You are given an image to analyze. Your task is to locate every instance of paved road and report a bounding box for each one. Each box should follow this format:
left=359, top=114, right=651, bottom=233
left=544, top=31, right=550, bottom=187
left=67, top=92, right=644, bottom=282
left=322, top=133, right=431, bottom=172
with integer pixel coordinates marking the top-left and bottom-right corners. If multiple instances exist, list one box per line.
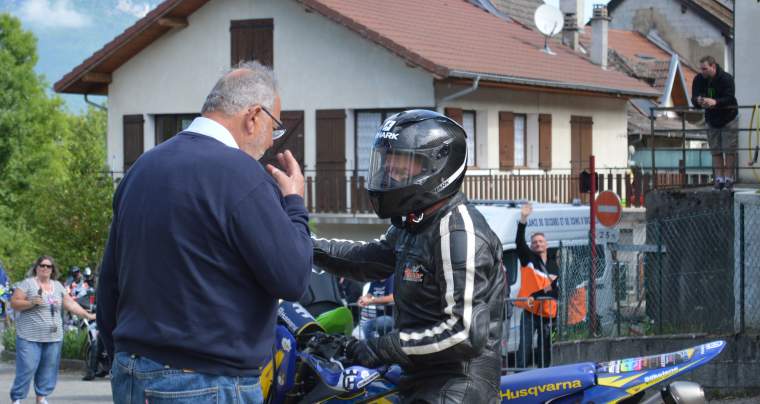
left=0, top=359, right=113, bottom=403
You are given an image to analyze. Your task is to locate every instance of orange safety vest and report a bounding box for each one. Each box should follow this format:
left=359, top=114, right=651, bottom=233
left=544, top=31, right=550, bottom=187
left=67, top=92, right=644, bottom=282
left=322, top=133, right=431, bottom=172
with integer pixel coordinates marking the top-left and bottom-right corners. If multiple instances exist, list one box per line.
left=567, top=283, right=588, bottom=325
left=514, top=264, right=558, bottom=318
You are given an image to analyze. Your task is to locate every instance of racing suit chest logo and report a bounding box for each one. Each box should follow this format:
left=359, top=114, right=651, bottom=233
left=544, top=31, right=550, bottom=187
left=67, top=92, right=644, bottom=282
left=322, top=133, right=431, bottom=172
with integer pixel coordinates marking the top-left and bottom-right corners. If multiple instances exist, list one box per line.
left=402, top=262, right=425, bottom=283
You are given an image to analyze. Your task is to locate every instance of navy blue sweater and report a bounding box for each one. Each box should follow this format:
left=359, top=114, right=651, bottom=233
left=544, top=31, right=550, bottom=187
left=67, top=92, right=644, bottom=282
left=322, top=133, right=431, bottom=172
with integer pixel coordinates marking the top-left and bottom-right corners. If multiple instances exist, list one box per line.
left=97, top=132, right=312, bottom=376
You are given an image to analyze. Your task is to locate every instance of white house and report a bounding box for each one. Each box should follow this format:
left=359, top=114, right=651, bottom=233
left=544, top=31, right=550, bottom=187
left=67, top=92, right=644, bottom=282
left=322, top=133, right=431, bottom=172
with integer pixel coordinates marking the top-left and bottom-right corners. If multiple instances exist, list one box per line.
left=55, top=0, right=657, bottom=240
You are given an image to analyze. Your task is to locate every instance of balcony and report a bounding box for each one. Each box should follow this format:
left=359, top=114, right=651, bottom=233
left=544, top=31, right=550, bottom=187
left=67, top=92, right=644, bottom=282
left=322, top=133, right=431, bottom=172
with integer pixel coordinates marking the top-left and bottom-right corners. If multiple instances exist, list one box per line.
left=302, top=168, right=697, bottom=215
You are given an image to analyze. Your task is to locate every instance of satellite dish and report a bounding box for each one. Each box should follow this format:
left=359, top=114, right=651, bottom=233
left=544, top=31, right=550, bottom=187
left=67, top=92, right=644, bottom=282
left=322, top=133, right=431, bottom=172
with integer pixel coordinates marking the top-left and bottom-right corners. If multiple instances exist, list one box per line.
left=534, top=4, right=564, bottom=55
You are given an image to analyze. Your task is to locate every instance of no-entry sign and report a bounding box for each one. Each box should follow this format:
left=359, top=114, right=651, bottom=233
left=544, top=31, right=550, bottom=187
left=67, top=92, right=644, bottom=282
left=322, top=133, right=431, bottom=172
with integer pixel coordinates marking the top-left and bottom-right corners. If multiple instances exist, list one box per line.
left=596, top=191, right=622, bottom=228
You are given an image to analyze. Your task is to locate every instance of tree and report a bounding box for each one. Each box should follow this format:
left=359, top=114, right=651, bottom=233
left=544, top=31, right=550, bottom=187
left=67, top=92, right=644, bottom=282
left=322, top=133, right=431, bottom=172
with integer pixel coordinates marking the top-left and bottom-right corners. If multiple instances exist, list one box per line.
left=23, top=107, right=114, bottom=273
left=0, top=14, right=113, bottom=280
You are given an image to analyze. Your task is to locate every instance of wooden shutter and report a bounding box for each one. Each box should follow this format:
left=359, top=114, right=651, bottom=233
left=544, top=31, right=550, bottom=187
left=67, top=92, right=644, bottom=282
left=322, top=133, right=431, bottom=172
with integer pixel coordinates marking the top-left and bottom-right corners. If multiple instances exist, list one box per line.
left=259, top=111, right=305, bottom=170
left=570, top=116, right=593, bottom=175
left=538, top=113, right=552, bottom=170
left=230, top=19, right=273, bottom=67
left=123, top=114, right=144, bottom=171
left=444, top=107, right=463, bottom=125
left=499, top=111, right=515, bottom=169
left=316, top=110, right=347, bottom=212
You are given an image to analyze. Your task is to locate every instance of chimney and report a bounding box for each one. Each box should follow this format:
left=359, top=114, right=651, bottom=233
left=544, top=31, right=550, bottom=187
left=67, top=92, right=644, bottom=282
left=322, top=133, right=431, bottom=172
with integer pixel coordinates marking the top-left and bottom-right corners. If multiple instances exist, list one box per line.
left=562, top=13, right=579, bottom=50
left=591, top=4, right=610, bottom=69
left=560, top=0, right=583, bottom=50
left=560, top=0, right=583, bottom=28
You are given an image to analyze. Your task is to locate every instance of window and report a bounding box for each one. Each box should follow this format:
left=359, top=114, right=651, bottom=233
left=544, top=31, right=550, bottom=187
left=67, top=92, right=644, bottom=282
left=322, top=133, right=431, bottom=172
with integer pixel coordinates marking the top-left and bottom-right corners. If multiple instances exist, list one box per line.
left=230, top=19, right=273, bottom=67
left=462, top=110, right=476, bottom=166
left=123, top=115, right=144, bottom=171
left=514, top=114, right=526, bottom=167
left=355, top=110, right=403, bottom=174
left=155, top=114, right=199, bottom=145
left=503, top=251, right=518, bottom=286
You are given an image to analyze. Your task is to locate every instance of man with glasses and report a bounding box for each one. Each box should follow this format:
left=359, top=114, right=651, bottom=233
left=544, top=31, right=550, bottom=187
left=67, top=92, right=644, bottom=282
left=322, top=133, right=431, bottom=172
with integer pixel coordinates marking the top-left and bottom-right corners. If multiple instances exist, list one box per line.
left=97, top=61, right=312, bottom=403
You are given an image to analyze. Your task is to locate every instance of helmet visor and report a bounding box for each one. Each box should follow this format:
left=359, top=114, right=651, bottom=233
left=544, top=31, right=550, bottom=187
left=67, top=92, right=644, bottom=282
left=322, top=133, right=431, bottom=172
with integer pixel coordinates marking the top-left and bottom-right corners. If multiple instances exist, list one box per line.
left=367, top=144, right=449, bottom=190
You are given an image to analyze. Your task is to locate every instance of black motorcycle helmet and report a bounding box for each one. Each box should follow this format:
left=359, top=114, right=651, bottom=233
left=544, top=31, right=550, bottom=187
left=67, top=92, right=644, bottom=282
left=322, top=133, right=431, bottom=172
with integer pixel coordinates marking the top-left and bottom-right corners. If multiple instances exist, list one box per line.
left=367, top=109, right=467, bottom=219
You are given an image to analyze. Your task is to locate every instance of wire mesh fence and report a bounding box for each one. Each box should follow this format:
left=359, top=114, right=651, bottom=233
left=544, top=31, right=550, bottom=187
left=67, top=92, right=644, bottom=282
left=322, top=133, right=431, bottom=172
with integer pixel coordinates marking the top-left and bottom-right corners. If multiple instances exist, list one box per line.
left=546, top=204, right=760, bottom=343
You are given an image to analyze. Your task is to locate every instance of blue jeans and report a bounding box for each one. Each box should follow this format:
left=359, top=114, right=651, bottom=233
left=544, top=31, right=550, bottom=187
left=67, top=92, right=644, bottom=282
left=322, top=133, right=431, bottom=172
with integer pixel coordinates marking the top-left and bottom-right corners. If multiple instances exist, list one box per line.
left=361, top=315, right=394, bottom=339
left=111, top=352, right=264, bottom=403
left=10, top=337, right=63, bottom=401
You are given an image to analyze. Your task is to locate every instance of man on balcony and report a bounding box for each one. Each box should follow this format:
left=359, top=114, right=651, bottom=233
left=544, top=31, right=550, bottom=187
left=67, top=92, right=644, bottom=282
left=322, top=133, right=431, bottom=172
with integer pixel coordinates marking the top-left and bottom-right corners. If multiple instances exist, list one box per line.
left=692, top=55, right=738, bottom=191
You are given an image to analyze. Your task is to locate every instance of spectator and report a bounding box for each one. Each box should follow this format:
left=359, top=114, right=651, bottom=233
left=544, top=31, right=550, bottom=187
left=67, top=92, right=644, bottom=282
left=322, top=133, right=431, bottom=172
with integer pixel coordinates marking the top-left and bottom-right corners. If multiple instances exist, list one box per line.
left=9, top=255, right=95, bottom=404
left=357, top=276, right=394, bottom=339
left=0, top=259, right=10, bottom=327
left=66, top=267, right=90, bottom=299
left=691, top=55, right=739, bottom=190
left=64, top=266, right=82, bottom=288
left=97, top=61, right=312, bottom=404
left=515, top=203, right=558, bottom=368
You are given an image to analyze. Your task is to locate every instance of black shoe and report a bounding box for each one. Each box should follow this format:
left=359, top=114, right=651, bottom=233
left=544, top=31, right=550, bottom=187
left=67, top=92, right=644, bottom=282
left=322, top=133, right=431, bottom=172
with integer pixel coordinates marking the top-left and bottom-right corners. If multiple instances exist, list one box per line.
left=82, top=373, right=95, bottom=381
left=95, top=370, right=109, bottom=378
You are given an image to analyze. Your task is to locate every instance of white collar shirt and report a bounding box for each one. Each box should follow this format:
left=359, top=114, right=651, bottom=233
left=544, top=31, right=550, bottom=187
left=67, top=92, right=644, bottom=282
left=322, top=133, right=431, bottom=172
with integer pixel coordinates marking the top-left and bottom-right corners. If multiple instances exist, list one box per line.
left=185, top=117, right=239, bottom=149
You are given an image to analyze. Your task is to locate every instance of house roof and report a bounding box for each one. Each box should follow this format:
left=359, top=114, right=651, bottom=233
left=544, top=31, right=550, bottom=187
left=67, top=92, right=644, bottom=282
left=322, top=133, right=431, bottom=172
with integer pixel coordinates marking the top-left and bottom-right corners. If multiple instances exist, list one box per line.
left=55, top=0, right=658, bottom=98
left=54, top=0, right=210, bottom=95
left=488, top=0, right=543, bottom=29
left=627, top=98, right=703, bottom=140
left=580, top=27, right=699, bottom=95
left=607, top=0, right=732, bottom=32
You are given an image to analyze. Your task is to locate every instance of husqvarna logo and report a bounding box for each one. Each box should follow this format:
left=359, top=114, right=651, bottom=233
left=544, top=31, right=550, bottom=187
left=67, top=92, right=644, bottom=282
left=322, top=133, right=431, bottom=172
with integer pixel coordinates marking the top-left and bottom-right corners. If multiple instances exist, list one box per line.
left=500, top=380, right=582, bottom=400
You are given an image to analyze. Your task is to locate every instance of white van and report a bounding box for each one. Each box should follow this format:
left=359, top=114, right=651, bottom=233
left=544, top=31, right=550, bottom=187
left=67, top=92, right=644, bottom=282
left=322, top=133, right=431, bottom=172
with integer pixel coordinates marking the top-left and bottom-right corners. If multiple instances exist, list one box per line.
left=473, top=201, right=616, bottom=354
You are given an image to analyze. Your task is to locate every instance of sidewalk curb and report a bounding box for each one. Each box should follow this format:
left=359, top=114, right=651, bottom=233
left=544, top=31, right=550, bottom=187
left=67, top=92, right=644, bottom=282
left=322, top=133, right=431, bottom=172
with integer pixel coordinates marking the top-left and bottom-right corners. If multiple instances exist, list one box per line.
left=1, top=350, right=86, bottom=372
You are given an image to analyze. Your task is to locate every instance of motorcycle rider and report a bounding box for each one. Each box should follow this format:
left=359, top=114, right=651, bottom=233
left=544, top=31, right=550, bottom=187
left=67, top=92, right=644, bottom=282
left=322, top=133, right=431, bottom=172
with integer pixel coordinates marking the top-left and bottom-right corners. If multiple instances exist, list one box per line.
left=313, top=110, right=505, bottom=403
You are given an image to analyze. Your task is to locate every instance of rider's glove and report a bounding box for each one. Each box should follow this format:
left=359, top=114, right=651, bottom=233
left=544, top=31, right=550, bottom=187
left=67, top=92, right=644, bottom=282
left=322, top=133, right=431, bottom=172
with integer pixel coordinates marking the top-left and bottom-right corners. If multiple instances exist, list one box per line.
left=345, top=338, right=382, bottom=368
left=346, top=332, right=412, bottom=368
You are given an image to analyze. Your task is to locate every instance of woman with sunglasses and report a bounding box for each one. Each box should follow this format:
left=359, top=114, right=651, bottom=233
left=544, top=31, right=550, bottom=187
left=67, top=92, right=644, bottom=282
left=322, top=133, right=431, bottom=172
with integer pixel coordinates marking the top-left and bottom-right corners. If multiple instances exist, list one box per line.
left=9, top=255, right=96, bottom=404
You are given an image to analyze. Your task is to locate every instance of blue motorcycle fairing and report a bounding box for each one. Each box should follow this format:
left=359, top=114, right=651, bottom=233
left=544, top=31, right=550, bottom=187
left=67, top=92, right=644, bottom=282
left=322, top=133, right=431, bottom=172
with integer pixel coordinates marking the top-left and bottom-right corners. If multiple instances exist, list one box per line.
left=273, top=326, right=299, bottom=403
left=498, top=362, right=596, bottom=403
left=577, top=340, right=727, bottom=403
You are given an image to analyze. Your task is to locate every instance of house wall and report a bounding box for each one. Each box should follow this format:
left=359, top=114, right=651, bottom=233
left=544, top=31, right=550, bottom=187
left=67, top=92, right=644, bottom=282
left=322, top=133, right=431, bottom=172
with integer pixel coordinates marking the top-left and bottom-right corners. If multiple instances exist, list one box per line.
left=608, top=0, right=731, bottom=72
left=437, top=84, right=629, bottom=172
left=735, top=1, right=760, bottom=184
left=107, top=0, right=434, bottom=173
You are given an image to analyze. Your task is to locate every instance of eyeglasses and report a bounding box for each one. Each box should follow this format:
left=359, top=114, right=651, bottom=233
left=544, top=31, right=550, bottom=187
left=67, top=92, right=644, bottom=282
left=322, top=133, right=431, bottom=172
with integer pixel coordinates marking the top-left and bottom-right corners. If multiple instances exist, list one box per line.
left=260, top=106, right=287, bottom=140
left=38, top=264, right=53, bottom=269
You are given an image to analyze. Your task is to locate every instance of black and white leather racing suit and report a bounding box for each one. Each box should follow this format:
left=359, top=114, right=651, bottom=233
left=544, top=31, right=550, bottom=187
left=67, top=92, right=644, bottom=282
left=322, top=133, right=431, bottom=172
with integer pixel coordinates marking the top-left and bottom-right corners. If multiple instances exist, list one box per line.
left=313, top=193, right=505, bottom=403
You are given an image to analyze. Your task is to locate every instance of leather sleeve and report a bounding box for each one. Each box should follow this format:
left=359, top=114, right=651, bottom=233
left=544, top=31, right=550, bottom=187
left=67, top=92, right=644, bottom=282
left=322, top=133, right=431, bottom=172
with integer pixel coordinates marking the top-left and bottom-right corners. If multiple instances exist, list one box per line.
left=312, top=226, right=397, bottom=283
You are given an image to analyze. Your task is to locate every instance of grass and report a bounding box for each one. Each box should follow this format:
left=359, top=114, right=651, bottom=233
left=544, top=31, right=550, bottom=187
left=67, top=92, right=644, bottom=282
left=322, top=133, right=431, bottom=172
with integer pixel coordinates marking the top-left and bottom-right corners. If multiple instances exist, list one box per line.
left=2, top=324, right=88, bottom=360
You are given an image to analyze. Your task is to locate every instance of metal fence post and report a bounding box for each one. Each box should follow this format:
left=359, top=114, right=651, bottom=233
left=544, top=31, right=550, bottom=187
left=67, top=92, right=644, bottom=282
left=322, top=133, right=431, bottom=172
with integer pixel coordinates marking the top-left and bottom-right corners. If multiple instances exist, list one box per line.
left=656, top=220, right=663, bottom=334
left=740, top=203, right=746, bottom=333
left=614, top=260, right=621, bottom=336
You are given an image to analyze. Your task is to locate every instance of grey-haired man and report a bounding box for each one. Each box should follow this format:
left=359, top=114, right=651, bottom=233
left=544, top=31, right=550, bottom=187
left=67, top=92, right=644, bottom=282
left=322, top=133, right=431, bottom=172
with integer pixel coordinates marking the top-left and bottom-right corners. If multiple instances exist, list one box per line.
left=98, top=61, right=313, bottom=403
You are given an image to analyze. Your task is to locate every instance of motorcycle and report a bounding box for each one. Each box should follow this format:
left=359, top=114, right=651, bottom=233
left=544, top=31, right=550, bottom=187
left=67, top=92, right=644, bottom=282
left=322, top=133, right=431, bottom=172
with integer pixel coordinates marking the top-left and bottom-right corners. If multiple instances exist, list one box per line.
left=73, top=287, right=110, bottom=379
left=262, top=301, right=724, bottom=404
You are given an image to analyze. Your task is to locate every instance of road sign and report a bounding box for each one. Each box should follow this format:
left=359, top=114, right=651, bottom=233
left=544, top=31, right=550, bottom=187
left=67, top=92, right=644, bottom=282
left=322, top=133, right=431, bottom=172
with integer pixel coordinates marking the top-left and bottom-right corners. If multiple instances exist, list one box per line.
left=596, top=191, right=622, bottom=228
left=597, top=227, right=620, bottom=244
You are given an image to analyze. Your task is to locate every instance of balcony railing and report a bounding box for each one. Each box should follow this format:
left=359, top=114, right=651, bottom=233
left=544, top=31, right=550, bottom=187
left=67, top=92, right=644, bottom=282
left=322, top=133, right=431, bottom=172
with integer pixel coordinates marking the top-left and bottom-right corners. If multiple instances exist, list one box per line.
left=302, top=168, right=698, bottom=214
left=646, top=104, right=760, bottom=186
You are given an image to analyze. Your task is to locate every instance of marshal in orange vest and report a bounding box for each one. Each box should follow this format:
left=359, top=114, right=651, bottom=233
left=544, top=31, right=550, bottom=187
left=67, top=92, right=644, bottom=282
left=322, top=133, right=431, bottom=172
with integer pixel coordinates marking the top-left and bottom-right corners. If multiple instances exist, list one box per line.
left=514, top=264, right=558, bottom=318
